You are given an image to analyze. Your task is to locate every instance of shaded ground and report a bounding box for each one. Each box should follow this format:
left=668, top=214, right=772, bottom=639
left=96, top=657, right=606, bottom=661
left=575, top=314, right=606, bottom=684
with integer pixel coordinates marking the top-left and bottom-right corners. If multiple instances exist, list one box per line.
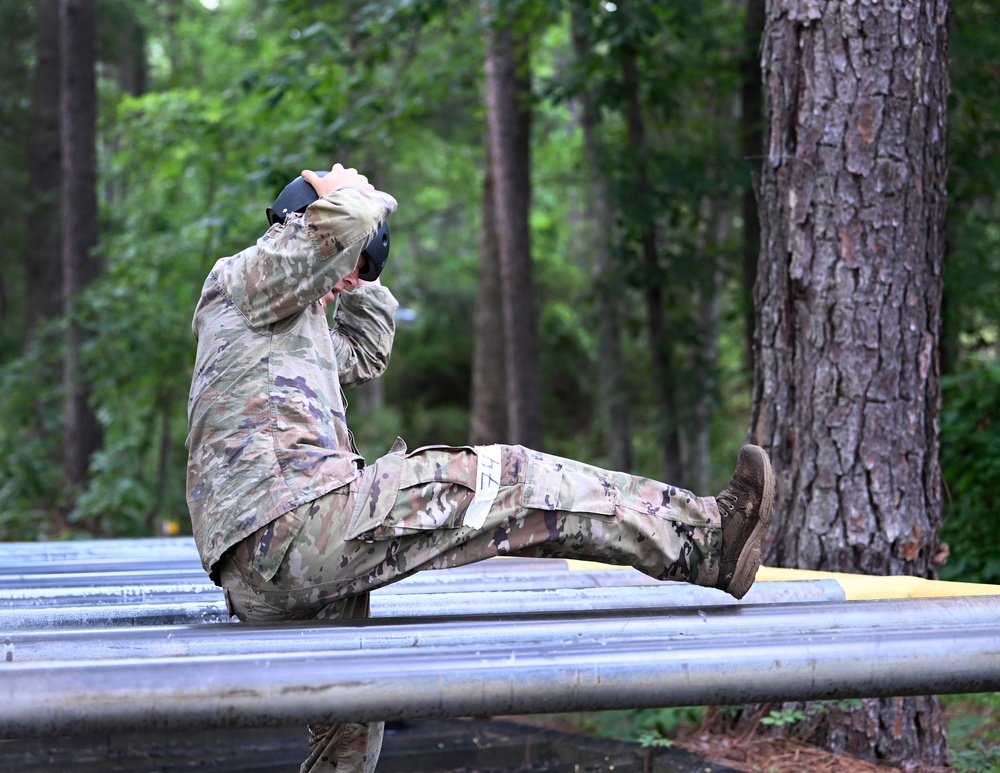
left=3, top=706, right=996, bottom=772
left=674, top=734, right=924, bottom=773
left=0, top=719, right=734, bottom=773
left=497, top=715, right=927, bottom=773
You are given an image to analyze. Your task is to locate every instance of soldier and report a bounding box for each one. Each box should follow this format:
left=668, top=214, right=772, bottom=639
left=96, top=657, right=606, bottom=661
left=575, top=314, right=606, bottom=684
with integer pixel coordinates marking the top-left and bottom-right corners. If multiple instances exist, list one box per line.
left=185, top=163, right=775, bottom=773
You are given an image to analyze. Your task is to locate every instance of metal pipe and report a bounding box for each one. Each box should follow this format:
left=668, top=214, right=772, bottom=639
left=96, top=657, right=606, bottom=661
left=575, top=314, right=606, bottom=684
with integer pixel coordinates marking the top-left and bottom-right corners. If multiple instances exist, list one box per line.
left=0, top=602, right=232, bottom=630
left=0, top=537, right=199, bottom=564
left=0, top=583, right=221, bottom=609
left=0, top=567, right=665, bottom=594
left=0, top=568, right=209, bottom=589
left=0, top=539, right=560, bottom=576
left=0, top=580, right=844, bottom=629
left=5, top=595, right=998, bottom=664
left=2, top=609, right=997, bottom=738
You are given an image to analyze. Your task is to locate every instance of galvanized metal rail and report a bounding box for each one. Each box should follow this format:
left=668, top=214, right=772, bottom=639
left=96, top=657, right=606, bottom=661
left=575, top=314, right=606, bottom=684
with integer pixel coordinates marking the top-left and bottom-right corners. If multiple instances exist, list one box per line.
left=2, top=596, right=999, bottom=738
left=1, top=537, right=999, bottom=741
left=0, top=537, right=845, bottom=628
left=3, top=594, right=997, bottom=663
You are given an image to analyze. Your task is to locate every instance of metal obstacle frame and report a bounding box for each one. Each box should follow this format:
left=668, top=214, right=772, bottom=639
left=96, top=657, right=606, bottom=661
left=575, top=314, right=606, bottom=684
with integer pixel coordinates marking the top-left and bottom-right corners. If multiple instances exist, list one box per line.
left=1, top=537, right=998, bottom=739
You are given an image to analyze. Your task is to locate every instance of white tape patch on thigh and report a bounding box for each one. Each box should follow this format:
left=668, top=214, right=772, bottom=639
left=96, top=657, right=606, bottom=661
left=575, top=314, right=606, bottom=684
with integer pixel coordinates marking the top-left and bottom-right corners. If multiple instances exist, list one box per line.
left=465, top=444, right=502, bottom=529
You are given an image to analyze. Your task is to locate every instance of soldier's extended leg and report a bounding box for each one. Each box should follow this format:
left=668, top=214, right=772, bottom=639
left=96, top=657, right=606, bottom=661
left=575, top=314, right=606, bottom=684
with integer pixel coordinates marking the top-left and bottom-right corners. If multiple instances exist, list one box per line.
left=217, top=442, right=773, bottom=773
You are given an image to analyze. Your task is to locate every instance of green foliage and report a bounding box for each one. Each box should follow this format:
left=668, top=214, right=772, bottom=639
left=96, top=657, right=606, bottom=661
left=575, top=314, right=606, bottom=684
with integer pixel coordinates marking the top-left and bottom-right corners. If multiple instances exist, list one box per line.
left=0, top=326, right=66, bottom=539
left=0, top=2, right=35, bottom=361
left=944, top=0, right=1000, bottom=372
left=952, top=741, right=1000, bottom=773
left=759, top=707, right=808, bottom=727
left=562, top=706, right=706, bottom=745
left=937, top=0, right=1000, bottom=585
left=943, top=694, right=1000, bottom=773
left=636, top=731, right=674, bottom=749
left=939, top=366, right=1000, bottom=583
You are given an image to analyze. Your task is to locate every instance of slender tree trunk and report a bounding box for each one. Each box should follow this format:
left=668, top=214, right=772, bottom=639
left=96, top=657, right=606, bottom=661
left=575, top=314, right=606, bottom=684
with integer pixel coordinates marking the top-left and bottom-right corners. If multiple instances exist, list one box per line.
left=740, top=0, right=766, bottom=373
left=686, top=194, right=731, bottom=494
left=746, top=0, right=951, bottom=764
left=26, top=0, right=63, bottom=342
left=469, top=143, right=508, bottom=445
left=59, top=0, right=103, bottom=503
left=483, top=2, right=543, bottom=449
left=118, top=12, right=147, bottom=97
left=570, top=3, right=632, bottom=473
left=618, top=4, right=681, bottom=483
left=103, top=7, right=147, bottom=208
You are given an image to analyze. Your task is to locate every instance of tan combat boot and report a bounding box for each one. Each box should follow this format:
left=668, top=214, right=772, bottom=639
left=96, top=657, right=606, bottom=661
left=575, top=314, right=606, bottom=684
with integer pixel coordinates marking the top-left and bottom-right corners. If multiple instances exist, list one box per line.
left=714, top=445, right=775, bottom=600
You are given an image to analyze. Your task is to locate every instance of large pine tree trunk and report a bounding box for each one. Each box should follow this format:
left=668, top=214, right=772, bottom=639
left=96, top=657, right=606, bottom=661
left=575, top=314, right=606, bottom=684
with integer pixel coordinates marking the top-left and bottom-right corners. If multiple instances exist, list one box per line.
left=26, top=0, right=63, bottom=341
left=483, top=3, right=543, bottom=449
left=570, top=3, right=632, bottom=473
left=59, top=0, right=103, bottom=502
left=749, top=0, right=951, bottom=764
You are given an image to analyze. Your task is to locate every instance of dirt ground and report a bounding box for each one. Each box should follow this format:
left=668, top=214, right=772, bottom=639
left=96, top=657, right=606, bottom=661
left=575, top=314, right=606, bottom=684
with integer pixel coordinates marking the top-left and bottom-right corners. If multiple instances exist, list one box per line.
left=672, top=733, right=938, bottom=773
left=503, top=715, right=920, bottom=773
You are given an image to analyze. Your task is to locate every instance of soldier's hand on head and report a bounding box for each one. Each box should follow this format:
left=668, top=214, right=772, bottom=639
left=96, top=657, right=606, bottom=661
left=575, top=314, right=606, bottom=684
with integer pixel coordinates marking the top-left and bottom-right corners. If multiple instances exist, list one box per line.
left=302, top=164, right=375, bottom=197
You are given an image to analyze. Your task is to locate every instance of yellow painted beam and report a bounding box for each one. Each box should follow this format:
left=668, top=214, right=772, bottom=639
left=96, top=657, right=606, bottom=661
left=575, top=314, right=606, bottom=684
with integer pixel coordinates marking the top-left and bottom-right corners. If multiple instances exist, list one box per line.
left=756, top=566, right=1000, bottom=600
left=557, top=558, right=1000, bottom=600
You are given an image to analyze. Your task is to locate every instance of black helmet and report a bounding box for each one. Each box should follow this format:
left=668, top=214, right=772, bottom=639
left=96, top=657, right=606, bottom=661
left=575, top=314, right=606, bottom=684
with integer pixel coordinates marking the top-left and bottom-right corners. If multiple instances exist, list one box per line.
left=266, top=170, right=390, bottom=281
left=266, top=171, right=329, bottom=226
left=359, top=220, right=390, bottom=281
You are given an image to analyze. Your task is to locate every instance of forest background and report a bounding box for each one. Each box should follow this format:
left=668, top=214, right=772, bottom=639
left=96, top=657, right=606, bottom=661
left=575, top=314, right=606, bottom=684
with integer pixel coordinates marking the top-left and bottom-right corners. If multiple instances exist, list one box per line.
left=1, top=0, right=995, bottom=581
left=1, top=0, right=999, bottom=767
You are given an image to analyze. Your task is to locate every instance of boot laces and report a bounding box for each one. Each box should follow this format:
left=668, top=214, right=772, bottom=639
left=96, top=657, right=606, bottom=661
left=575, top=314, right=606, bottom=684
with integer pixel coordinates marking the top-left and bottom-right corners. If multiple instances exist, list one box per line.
left=716, top=489, right=738, bottom=518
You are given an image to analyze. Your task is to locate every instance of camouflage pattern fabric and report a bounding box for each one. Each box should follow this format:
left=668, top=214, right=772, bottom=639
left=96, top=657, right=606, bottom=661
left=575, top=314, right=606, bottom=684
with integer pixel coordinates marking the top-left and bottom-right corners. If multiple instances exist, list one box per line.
left=217, top=441, right=723, bottom=773
left=220, top=442, right=722, bottom=617
left=186, top=186, right=398, bottom=574
left=191, top=183, right=726, bottom=773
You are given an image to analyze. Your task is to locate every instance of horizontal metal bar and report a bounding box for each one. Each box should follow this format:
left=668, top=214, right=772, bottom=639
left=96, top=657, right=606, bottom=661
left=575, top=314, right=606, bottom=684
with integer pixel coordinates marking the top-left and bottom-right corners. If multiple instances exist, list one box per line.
left=371, top=580, right=843, bottom=615
left=5, top=595, right=998, bottom=664
left=0, top=602, right=232, bottom=630
left=0, top=580, right=844, bottom=630
left=2, top=604, right=997, bottom=738
left=0, top=567, right=667, bottom=595
left=0, top=567, right=209, bottom=589
left=0, top=538, right=565, bottom=577
left=0, top=583, right=222, bottom=608
left=0, top=537, right=199, bottom=564
left=0, top=566, right=687, bottom=598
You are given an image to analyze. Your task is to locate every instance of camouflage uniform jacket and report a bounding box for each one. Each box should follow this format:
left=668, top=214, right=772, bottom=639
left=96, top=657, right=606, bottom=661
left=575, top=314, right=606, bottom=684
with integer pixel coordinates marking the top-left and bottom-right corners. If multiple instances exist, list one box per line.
left=185, top=187, right=398, bottom=577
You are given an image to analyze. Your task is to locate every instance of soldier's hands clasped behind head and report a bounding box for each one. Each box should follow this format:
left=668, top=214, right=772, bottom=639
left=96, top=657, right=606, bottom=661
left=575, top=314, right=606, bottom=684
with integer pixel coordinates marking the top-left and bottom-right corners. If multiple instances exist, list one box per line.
left=302, top=164, right=376, bottom=198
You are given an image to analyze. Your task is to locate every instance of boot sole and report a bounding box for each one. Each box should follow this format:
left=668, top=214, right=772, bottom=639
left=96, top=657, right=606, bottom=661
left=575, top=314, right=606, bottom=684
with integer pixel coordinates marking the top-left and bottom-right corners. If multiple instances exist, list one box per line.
left=726, top=447, right=775, bottom=600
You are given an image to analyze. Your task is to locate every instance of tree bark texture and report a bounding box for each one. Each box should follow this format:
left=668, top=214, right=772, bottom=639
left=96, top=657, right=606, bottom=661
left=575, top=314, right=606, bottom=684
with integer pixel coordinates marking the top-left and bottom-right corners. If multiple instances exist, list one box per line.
left=26, top=0, right=64, bottom=341
left=59, top=0, right=103, bottom=494
left=570, top=3, right=633, bottom=473
left=751, top=0, right=950, bottom=764
left=469, top=143, right=509, bottom=445
left=483, top=4, right=543, bottom=449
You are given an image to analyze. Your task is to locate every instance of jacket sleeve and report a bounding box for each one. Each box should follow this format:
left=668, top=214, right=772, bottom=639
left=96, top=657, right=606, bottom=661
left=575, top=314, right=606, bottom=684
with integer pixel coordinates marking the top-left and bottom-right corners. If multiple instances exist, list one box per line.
left=330, top=284, right=399, bottom=388
left=218, top=187, right=397, bottom=328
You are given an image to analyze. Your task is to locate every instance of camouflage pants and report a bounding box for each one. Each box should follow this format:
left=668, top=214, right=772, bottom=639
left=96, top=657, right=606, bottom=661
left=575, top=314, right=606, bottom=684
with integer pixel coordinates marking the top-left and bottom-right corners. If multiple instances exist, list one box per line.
left=217, top=440, right=723, bottom=773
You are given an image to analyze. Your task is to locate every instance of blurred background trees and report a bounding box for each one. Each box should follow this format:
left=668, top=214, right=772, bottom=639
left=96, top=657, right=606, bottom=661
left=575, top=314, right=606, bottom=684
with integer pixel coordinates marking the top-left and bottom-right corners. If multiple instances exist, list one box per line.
left=0, top=0, right=994, bottom=576
left=1, top=0, right=998, bottom=765
left=0, top=0, right=1000, bottom=580
left=0, top=0, right=996, bottom=582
